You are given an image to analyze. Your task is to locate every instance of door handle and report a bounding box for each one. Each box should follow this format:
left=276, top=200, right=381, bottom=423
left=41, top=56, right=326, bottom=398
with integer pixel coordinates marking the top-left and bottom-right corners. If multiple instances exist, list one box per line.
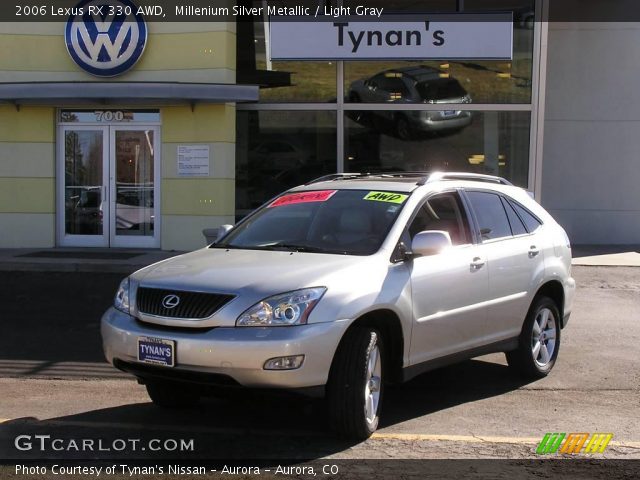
left=528, top=246, right=540, bottom=258
left=470, top=257, right=485, bottom=270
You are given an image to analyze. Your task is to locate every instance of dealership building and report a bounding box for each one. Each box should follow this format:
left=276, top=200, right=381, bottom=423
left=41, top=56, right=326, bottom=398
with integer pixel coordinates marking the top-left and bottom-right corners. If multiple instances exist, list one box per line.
left=0, top=0, right=637, bottom=251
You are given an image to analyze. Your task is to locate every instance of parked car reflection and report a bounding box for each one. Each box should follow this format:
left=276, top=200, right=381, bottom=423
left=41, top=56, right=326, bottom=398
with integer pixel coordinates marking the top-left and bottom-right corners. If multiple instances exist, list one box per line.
left=115, top=186, right=154, bottom=235
left=66, top=186, right=103, bottom=235
left=347, top=66, right=473, bottom=139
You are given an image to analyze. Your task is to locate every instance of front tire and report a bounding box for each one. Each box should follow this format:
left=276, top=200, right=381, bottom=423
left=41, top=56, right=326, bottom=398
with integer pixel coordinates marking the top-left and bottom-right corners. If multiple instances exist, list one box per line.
left=395, top=115, right=413, bottom=140
left=327, top=327, right=384, bottom=440
left=506, top=296, right=561, bottom=379
left=145, top=381, right=200, bottom=408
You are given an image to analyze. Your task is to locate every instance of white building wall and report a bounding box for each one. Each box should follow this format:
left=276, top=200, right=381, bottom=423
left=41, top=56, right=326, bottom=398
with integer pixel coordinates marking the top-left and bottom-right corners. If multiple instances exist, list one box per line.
left=542, top=21, right=640, bottom=244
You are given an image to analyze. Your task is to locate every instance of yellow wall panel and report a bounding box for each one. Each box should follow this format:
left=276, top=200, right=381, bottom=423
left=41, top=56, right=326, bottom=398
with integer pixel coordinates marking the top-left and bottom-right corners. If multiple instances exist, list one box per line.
left=162, top=179, right=234, bottom=216
left=139, top=31, right=235, bottom=71
left=0, top=178, right=55, bottom=213
left=0, top=31, right=235, bottom=72
left=162, top=214, right=235, bottom=251
left=0, top=213, right=55, bottom=248
left=0, top=107, right=54, bottom=143
left=162, top=105, right=235, bottom=143
left=0, top=142, right=55, bottom=177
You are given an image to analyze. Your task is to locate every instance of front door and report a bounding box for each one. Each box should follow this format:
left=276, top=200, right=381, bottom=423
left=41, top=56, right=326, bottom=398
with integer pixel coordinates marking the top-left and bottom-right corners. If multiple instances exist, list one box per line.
left=407, top=191, right=490, bottom=365
left=57, top=123, right=160, bottom=248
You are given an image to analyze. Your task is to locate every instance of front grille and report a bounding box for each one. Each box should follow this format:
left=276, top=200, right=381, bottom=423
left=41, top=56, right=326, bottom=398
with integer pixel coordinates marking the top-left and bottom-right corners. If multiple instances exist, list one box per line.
left=136, top=287, right=235, bottom=319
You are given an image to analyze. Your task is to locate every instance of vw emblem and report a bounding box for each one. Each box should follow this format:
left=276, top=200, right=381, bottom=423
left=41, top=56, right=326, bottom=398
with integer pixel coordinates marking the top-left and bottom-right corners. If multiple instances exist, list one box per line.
left=65, top=0, right=147, bottom=77
left=162, top=294, right=180, bottom=310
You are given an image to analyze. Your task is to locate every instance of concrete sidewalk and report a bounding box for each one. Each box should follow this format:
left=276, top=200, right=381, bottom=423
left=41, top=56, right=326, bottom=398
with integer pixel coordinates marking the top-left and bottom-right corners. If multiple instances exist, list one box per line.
left=572, top=245, right=640, bottom=267
left=0, top=248, right=183, bottom=274
left=0, top=245, right=638, bottom=273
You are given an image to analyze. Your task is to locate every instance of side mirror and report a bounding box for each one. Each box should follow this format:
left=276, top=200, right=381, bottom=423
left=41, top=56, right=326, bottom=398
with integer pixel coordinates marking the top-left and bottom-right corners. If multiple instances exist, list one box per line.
left=202, top=224, right=233, bottom=245
left=411, top=230, right=452, bottom=257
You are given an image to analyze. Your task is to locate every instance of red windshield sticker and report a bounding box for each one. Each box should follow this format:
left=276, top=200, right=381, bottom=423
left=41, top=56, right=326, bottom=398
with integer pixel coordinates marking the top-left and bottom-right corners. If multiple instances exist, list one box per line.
left=269, top=190, right=337, bottom=208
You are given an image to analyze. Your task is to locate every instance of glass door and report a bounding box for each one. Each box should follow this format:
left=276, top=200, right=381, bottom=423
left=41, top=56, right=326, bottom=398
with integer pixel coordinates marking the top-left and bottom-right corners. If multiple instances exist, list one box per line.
left=58, top=126, right=109, bottom=247
left=57, top=124, right=160, bottom=248
left=109, top=126, right=160, bottom=248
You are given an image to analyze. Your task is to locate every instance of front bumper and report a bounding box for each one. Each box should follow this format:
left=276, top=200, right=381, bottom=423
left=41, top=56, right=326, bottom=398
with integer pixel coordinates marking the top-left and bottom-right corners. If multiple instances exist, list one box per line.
left=101, top=307, right=350, bottom=390
left=562, top=276, right=577, bottom=328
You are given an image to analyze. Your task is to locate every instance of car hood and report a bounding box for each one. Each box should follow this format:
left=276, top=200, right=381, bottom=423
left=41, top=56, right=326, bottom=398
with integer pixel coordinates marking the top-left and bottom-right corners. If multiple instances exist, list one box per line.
left=134, top=247, right=368, bottom=297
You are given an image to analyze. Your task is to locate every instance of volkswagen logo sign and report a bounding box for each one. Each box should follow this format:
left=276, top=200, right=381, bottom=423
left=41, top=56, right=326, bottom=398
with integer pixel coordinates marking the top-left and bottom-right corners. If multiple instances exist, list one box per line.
left=161, top=294, right=180, bottom=310
left=65, top=0, right=147, bottom=77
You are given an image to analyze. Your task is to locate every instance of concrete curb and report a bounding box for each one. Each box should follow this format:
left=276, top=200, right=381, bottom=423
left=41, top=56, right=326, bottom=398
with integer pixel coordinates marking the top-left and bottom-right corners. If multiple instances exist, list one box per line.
left=0, top=263, right=145, bottom=274
left=0, top=248, right=185, bottom=274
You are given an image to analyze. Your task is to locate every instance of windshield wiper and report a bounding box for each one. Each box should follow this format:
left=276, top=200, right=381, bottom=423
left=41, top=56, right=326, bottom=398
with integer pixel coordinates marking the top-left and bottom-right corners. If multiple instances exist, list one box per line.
left=265, top=243, right=328, bottom=253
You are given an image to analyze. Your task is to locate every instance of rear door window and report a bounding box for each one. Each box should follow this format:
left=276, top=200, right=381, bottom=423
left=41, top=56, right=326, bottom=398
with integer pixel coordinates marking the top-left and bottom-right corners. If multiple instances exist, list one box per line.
left=466, top=191, right=513, bottom=241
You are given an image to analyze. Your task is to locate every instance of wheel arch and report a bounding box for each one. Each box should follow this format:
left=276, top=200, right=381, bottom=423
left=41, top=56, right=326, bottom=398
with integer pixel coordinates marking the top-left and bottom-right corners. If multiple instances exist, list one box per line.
left=535, top=280, right=565, bottom=327
left=330, top=309, right=405, bottom=384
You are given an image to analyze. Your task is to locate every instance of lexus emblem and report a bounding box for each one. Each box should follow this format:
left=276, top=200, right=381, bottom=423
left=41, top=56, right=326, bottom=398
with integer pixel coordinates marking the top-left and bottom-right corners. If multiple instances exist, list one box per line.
left=162, top=294, right=180, bottom=309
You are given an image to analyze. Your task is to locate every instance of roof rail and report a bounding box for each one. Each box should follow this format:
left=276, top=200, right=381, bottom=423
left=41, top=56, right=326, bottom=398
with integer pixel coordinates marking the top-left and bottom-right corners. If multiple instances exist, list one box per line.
left=305, top=171, right=514, bottom=187
left=419, top=172, right=514, bottom=186
left=305, top=173, right=364, bottom=185
left=306, top=171, right=433, bottom=185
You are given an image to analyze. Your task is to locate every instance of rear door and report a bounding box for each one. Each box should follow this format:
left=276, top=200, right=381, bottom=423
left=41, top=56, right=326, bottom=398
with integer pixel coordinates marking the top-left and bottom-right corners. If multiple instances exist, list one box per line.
left=464, top=190, right=546, bottom=343
left=407, top=191, right=490, bottom=365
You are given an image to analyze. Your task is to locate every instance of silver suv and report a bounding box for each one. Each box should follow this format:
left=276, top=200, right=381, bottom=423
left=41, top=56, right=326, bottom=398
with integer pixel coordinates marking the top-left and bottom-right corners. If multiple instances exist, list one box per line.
left=101, top=172, right=575, bottom=440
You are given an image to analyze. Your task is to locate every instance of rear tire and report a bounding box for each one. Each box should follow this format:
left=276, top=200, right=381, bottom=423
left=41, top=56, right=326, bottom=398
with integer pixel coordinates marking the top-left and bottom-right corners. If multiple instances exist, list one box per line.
left=327, top=327, right=384, bottom=440
left=506, top=296, right=561, bottom=379
left=145, top=381, right=200, bottom=408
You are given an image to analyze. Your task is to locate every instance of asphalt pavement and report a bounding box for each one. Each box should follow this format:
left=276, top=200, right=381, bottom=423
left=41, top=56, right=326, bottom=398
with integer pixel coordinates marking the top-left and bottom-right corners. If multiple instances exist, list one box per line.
left=0, top=264, right=639, bottom=477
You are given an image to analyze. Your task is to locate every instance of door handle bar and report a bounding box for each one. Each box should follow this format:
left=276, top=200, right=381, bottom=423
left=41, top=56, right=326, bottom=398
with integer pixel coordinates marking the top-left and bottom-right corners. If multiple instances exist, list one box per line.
left=470, top=257, right=485, bottom=270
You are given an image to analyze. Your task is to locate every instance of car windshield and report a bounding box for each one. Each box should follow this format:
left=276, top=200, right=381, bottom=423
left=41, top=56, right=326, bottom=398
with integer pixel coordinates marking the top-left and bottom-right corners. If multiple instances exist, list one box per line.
left=214, top=189, right=411, bottom=255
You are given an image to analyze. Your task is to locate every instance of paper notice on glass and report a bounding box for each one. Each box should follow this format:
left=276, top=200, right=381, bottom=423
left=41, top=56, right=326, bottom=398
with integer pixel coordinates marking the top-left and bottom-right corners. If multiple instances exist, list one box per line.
left=177, top=145, right=210, bottom=177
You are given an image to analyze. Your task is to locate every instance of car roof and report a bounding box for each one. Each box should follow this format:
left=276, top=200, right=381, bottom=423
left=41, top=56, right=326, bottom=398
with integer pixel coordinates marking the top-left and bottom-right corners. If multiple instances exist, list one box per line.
left=379, top=66, right=451, bottom=82
left=288, top=172, right=521, bottom=195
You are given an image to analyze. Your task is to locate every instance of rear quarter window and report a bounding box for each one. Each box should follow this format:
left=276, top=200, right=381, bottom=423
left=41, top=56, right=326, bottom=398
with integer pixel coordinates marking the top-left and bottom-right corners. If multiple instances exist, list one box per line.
left=511, top=201, right=543, bottom=233
left=501, top=197, right=528, bottom=236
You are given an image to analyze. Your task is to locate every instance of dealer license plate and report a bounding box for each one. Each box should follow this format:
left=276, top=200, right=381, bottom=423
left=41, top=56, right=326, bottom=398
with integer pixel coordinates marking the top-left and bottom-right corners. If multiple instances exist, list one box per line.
left=137, top=336, right=175, bottom=367
left=442, top=110, right=457, bottom=117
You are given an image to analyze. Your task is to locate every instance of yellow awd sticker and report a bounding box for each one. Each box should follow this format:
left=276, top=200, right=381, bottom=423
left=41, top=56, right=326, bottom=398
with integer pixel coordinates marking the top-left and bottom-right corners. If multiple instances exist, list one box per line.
left=363, top=191, right=409, bottom=204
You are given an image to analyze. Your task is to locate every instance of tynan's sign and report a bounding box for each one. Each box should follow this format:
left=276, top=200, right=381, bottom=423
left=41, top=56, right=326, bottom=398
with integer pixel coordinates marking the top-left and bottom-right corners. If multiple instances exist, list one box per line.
left=269, top=14, right=513, bottom=60
left=65, top=0, right=147, bottom=77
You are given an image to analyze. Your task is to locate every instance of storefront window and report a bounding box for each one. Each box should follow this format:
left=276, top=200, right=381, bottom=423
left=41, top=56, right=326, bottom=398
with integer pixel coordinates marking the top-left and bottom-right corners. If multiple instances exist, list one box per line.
left=237, top=2, right=337, bottom=103
left=236, top=0, right=538, bottom=216
left=236, top=111, right=337, bottom=219
left=345, top=111, right=531, bottom=187
left=344, top=24, right=533, bottom=105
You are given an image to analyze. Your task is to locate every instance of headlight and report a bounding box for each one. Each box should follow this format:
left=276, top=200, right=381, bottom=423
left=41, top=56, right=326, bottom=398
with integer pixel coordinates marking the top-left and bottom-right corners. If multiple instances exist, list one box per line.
left=114, top=278, right=130, bottom=314
left=236, top=288, right=326, bottom=327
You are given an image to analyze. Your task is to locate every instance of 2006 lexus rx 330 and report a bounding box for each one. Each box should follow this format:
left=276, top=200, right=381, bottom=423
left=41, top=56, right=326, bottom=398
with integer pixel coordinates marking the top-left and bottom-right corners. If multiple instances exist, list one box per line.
left=102, top=172, right=575, bottom=440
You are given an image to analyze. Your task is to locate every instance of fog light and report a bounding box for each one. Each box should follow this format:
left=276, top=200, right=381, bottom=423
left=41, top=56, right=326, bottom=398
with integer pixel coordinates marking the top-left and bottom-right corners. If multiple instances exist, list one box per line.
left=263, top=355, right=305, bottom=370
